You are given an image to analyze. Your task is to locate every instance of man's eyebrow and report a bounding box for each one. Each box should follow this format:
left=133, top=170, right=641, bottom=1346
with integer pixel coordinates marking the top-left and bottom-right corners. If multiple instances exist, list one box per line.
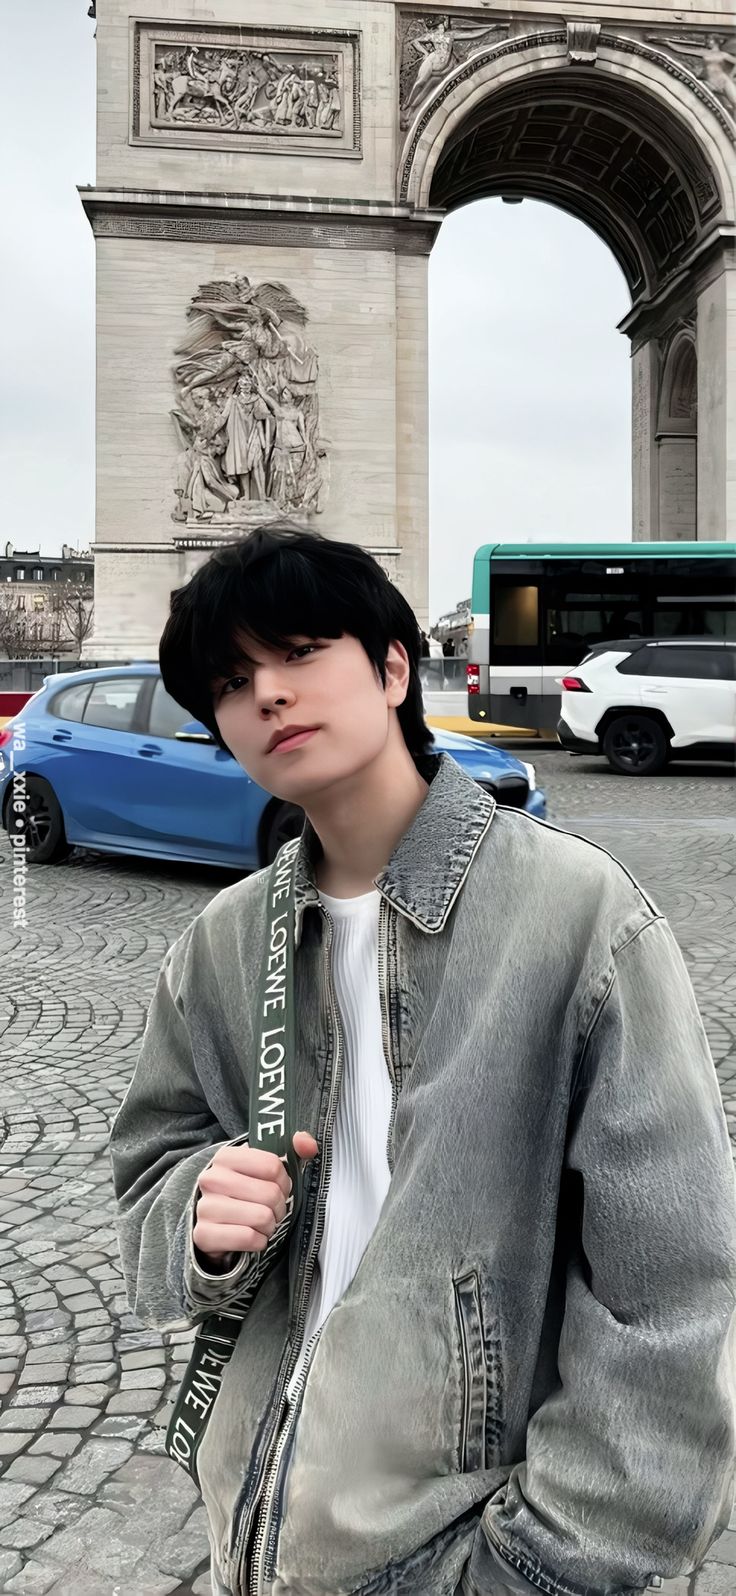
left=209, top=653, right=255, bottom=687
left=221, top=643, right=261, bottom=674
left=210, top=635, right=307, bottom=685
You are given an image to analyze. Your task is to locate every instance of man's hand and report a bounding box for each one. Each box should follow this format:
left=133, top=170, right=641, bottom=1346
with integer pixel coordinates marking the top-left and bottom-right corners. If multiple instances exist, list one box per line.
left=193, top=1132, right=319, bottom=1262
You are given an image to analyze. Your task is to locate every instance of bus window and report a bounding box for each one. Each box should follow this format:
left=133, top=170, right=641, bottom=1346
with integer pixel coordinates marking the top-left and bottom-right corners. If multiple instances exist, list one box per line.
left=650, top=596, right=736, bottom=640
left=492, top=583, right=540, bottom=650
left=544, top=576, right=644, bottom=663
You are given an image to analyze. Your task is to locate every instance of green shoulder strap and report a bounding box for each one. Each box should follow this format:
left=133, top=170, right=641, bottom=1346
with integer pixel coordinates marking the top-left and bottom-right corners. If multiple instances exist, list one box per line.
left=165, top=836, right=302, bottom=1484
left=250, top=834, right=302, bottom=1216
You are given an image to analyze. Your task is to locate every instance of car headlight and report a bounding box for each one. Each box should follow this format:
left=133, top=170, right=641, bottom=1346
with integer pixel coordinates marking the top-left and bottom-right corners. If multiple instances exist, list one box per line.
left=520, top=761, right=536, bottom=791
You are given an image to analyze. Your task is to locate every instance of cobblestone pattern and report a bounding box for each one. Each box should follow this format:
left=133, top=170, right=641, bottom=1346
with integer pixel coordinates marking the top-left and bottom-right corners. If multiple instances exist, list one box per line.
left=0, top=754, right=733, bottom=1596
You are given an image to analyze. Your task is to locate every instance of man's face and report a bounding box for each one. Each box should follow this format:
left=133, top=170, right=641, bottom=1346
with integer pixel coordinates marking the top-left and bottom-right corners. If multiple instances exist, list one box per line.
left=212, top=633, right=408, bottom=802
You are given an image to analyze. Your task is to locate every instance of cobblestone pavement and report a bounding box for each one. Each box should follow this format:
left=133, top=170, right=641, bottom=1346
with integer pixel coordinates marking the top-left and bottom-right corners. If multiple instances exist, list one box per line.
left=0, top=751, right=734, bottom=1596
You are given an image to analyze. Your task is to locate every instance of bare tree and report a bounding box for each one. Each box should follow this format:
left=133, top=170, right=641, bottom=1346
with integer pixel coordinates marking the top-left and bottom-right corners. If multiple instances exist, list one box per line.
left=56, top=586, right=94, bottom=655
left=0, top=589, right=30, bottom=659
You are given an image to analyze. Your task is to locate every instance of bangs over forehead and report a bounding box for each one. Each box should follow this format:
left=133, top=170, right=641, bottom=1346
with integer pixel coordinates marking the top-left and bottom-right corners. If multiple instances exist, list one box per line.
left=204, top=546, right=345, bottom=688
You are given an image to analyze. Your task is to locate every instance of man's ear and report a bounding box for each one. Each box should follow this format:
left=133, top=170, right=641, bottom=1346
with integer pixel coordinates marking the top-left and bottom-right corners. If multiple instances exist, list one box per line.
left=384, top=641, right=410, bottom=708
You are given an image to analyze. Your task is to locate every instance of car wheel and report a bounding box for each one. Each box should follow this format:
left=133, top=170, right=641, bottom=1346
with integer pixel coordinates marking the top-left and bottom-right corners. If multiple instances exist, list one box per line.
left=3, top=775, right=71, bottom=863
left=263, top=801, right=305, bottom=865
left=602, top=715, right=669, bottom=776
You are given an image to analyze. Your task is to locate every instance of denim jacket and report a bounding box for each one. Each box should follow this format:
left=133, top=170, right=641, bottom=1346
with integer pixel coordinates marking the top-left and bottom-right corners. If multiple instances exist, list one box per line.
left=109, top=753, right=736, bottom=1596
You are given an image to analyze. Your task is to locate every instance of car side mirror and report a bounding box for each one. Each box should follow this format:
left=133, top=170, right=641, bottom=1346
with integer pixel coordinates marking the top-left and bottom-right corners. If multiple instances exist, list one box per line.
left=175, top=720, right=216, bottom=744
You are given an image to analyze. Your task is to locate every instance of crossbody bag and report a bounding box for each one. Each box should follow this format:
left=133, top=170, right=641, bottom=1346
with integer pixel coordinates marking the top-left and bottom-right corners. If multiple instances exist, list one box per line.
left=165, top=835, right=302, bottom=1485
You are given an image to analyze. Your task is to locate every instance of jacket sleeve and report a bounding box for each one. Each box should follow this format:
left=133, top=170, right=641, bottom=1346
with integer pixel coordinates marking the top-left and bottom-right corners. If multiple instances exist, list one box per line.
left=109, top=925, right=291, bottom=1330
left=468, top=914, right=736, bottom=1596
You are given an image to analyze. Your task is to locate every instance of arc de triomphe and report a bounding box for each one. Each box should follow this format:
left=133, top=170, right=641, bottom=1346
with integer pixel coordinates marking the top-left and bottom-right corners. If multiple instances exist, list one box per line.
left=83, top=2, right=736, bottom=657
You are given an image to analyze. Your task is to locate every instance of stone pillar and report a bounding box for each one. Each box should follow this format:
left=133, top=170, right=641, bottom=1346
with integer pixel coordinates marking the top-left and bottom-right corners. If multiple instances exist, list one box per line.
left=395, top=251, right=431, bottom=629
left=631, top=340, right=659, bottom=541
left=656, top=436, right=697, bottom=540
left=697, top=262, right=736, bottom=542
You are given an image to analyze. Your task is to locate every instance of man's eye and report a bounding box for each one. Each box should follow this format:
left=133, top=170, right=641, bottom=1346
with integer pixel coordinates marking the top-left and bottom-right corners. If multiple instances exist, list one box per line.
left=222, top=675, right=248, bottom=695
left=290, top=644, right=317, bottom=660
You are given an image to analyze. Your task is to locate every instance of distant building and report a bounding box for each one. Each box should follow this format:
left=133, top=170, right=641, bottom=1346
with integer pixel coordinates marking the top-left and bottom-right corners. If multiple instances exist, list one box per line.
left=0, top=543, right=94, bottom=657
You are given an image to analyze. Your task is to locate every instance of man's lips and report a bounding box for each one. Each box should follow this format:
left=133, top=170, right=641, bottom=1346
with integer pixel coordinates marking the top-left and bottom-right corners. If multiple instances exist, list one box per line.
left=266, top=727, right=320, bottom=755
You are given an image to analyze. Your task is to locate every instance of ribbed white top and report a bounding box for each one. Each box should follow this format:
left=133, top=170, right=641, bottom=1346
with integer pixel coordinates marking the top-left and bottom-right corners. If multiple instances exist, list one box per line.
left=286, top=888, right=392, bottom=1400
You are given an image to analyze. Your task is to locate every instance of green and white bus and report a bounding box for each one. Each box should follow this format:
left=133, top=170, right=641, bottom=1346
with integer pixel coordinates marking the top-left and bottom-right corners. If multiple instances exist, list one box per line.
left=466, top=542, right=736, bottom=731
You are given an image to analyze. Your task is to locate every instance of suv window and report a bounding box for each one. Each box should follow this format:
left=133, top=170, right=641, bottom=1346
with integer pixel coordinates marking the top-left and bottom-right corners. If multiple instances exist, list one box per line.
left=49, top=681, right=93, bottom=722
left=147, top=677, right=192, bottom=739
left=615, top=648, right=655, bottom=676
left=82, top=677, right=146, bottom=732
left=650, top=647, right=734, bottom=681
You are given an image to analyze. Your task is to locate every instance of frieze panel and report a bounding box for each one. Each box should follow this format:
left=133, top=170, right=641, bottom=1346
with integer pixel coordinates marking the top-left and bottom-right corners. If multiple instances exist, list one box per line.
left=131, top=22, right=360, bottom=158
left=398, top=12, right=511, bottom=128
left=170, top=277, right=328, bottom=531
left=606, top=30, right=736, bottom=146
left=399, top=28, right=566, bottom=200
left=86, top=207, right=439, bottom=256
left=644, top=31, right=736, bottom=118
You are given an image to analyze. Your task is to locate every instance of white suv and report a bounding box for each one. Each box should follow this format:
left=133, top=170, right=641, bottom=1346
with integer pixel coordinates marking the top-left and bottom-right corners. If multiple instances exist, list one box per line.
left=557, top=639, right=736, bottom=775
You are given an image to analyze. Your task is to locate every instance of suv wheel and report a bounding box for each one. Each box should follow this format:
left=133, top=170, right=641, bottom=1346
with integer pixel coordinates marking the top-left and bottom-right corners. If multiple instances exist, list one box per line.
left=603, top=715, right=669, bottom=777
left=3, top=775, right=71, bottom=863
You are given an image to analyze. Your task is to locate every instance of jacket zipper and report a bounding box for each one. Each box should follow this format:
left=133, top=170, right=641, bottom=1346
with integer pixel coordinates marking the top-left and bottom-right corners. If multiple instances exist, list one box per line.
left=237, top=909, right=345, bottom=1596
left=455, top=1284, right=474, bottom=1471
left=249, top=1328, right=322, bottom=1593
left=378, top=896, right=398, bottom=1171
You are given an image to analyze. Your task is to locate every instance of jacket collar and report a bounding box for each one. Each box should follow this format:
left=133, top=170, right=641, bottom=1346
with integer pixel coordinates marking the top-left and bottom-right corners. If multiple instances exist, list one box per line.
left=293, top=753, right=495, bottom=941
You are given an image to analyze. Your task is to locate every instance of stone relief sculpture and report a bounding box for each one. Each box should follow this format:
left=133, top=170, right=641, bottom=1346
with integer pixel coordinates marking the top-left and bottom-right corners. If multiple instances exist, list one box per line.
left=399, top=14, right=507, bottom=127
left=650, top=33, right=736, bottom=112
left=171, top=277, right=328, bottom=527
left=152, top=43, right=343, bottom=134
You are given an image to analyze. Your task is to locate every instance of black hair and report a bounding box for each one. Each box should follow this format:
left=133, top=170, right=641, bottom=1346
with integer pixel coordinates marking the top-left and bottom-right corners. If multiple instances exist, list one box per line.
left=159, top=522, right=434, bottom=759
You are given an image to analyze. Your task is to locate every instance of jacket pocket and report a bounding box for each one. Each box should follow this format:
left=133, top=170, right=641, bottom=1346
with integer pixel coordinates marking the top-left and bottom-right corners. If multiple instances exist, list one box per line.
left=453, top=1270, right=487, bottom=1473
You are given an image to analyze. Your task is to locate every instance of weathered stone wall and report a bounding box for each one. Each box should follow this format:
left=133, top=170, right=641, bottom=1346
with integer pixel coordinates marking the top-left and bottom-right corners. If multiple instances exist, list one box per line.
left=697, top=267, right=736, bottom=541
left=96, top=0, right=398, bottom=203
left=86, top=0, right=736, bottom=657
left=96, top=237, right=402, bottom=548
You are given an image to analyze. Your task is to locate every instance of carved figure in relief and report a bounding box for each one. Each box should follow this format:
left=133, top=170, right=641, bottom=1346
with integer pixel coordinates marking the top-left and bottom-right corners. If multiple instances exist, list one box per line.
left=401, top=17, right=502, bottom=125
left=171, top=276, right=327, bottom=525
left=165, top=48, right=238, bottom=127
left=258, top=383, right=309, bottom=505
left=181, top=393, right=239, bottom=518
left=153, top=42, right=343, bottom=136
left=655, top=34, right=736, bottom=110
left=317, top=70, right=341, bottom=129
left=221, top=372, right=271, bottom=501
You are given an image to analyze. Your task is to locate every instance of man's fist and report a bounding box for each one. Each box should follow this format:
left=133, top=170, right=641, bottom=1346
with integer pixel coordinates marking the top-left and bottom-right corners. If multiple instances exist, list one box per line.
left=193, top=1133, right=319, bottom=1262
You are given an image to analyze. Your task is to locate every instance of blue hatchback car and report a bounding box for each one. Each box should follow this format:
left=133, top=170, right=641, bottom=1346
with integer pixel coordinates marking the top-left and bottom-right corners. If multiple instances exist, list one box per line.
left=0, top=664, right=545, bottom=869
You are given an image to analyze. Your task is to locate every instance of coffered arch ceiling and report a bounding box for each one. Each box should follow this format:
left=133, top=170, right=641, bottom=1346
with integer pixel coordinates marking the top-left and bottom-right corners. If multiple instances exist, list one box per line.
left=427, top=69, right=722, bottom=301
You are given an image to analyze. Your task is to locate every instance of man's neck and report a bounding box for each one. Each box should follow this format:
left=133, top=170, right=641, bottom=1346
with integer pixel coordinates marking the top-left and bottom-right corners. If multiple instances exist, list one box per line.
left=306, top=739, right=430, bottom=899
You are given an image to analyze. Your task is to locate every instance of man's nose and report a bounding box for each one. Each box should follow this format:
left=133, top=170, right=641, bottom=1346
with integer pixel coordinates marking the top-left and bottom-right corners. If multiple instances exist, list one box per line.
left=257, top=675, right=295, bottom=716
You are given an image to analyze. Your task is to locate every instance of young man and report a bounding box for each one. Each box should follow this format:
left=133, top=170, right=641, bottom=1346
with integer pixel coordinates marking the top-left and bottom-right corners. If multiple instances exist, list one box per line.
left=110, top=525, right=736, bottom=1596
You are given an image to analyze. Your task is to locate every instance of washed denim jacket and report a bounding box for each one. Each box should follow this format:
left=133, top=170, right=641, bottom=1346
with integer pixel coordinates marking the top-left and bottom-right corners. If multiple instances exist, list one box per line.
left=109, top=753, right=736, bottom=1596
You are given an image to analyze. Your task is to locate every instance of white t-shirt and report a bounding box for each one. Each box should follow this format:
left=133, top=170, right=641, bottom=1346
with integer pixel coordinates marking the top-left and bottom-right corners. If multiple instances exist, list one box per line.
left=286, top=887, right=392, bottom=1400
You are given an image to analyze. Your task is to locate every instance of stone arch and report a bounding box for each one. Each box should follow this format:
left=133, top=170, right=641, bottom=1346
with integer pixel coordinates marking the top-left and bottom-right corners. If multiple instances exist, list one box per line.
left=399, top=31, right=733, bottom=305
left=400, top=27, right=734, bottom=542
left=656, top=330, right=698, bottom=539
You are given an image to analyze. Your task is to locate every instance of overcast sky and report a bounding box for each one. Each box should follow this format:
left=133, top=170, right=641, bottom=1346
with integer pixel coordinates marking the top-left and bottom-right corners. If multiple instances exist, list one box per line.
left=3, top=2, right=631, bottom=624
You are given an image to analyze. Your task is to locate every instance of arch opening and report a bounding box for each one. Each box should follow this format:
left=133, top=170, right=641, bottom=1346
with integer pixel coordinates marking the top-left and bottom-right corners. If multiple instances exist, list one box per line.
left=426, top=67, right=720, bottom=302
left=428, top=197, right=632, bottom=613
